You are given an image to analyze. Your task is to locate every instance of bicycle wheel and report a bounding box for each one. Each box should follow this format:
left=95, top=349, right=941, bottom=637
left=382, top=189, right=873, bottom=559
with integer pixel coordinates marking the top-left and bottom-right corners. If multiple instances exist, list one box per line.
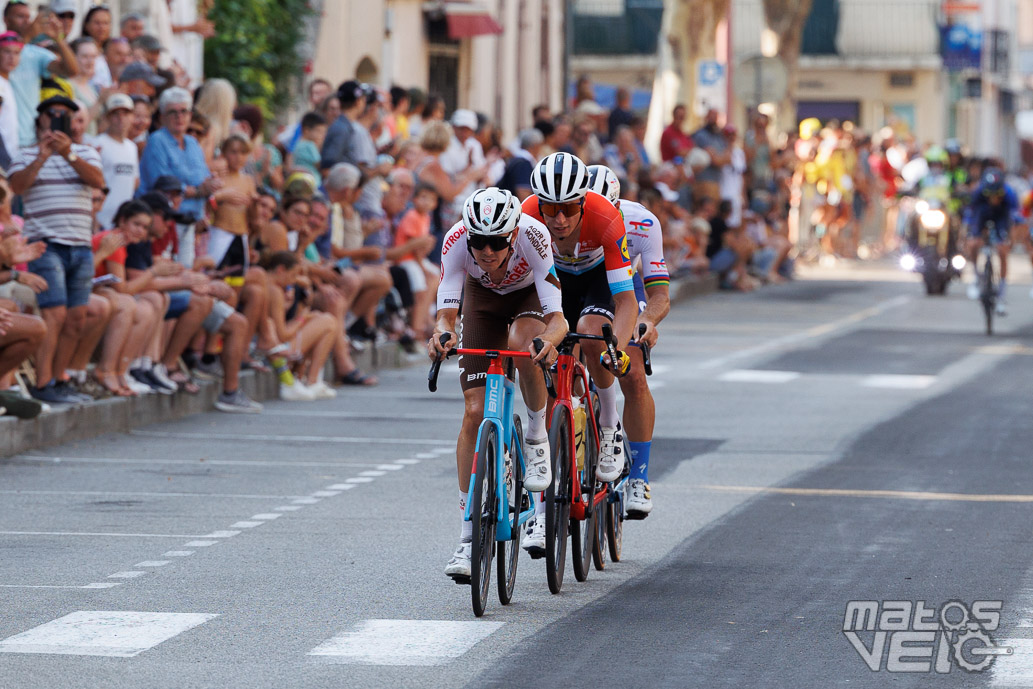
left=470, top=424, right=498, bottom=617
left=497, top=416, right=523, bottom=605
left=571, top=400, right=597, bottom=583
left=607, top=436, right=631, bottom=562
left=592, top=494, right=607, bottom=570
left=981, top=255, right=995, bottom=336
left=545, top=405, right=571, bottom=595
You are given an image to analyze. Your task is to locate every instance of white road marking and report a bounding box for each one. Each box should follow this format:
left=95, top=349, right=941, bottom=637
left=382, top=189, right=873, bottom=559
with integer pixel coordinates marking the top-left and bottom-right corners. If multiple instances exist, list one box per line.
left=415, top=453, right=436, bottom=459
left=18, top=456, right=391, bottom=469
left=359, top=470, right=386, bottom=477
left=250, top=514, right=281, bottom=520
left=308, top=619, right=504, bottom=666
left=431, top=448, right=454, bottom=455
left=395, top=459, right=421, bottom=465
left=230, top=521, right=262, bottom=529
left=0, top=611, right=217, bottom=657
left=0, top=489, right=309, bottom=500
left=0, top=531, right=209, bottom=539
left=861, top=374, right=937, bottom=389
left=274, top=506, right=303, bottom=512
left=131, top=431, right=453, bottom=446
left=991, top=638, right=1033, bottom=685
left=311, top=490, right=341, bottom=497
left=107, top=572, right=146, bottom=579
left=326, top=484, right=357, bottom=491
left=292, top=498, right=320, bottom=505
left=268, top=410, right=455, bottom=420
left=0, top=584, right=114, bottom=589
left=718, top=369, right=801, bottom=384
left=162, top=551, right=193, bottom=557
left=82, top=583, right=120, bottom=589
left=375, top=464, right=405, bottom=471
left=346, top=478, right=374, bottom=484
left=205, top=531, right=241, bottom=538
left=134, top=561, right=169, bottom=568
left=182, top=540, right=217, bottom=547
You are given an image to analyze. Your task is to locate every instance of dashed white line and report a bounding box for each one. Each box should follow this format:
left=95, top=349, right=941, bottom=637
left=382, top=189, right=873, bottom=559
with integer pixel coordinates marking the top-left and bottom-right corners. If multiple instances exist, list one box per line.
left=431, top=448, right=454, bottom=455
left=131, top=431, right=454, bottom=446
left=205, top=530, right=242, bottom=538
left=251, top=514, right=281, bottom=520
left=359, top=471, right=386, bottom=477
left=861, top=374, right=937, bottom=389
left=107, top=572, right=146, bottom=579
left=162, top=551, right=193, bottom=557
left=346, top=478, right=374, bottom=484
left=375, top=465, right=404, bottom=471
left=274, top=506, right=303, bottom=512
left=0, top=531, right=208, bottom=539
left=312, top=490, right=341, bottom=497
left=415, top=453, right=436, bottom=459
left=718, top=369, right=801, bottom=384
left=292, top=498, right=320, bottom=505
left=182, top=540, right=218, bottom=547
left=395, top=459, right=421, bottom=465
left=82, top=583, right=120, bottom=589
left=325, top=485, right=357, bottom=491
left=230, top=521, right=263, bottom=529
left=134, top=561, right=169, bottom=568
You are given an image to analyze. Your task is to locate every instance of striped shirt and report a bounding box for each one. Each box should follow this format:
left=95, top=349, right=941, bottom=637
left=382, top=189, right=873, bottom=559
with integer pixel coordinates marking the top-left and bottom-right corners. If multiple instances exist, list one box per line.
left=10, top=144, right=102, bottom=246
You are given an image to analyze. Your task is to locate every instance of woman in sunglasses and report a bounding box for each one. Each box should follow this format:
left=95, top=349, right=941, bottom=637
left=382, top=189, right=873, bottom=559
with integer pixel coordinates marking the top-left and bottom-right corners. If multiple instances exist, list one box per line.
left=429, top=186, right=567, bottom=581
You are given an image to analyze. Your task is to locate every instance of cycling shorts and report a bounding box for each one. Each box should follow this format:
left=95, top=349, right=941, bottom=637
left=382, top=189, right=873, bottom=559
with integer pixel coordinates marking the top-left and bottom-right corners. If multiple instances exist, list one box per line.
left=558, top=263, right=615, bottom=330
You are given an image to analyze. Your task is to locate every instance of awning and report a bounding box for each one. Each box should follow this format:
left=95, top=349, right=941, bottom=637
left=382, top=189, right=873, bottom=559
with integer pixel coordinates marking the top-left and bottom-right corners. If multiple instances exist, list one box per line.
left=443, top=3, right=503, bottom=39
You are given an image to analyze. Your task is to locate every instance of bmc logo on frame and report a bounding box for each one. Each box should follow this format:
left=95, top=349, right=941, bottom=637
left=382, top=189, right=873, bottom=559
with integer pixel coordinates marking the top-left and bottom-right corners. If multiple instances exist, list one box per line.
left=843, top=600, right=1012, bottom=674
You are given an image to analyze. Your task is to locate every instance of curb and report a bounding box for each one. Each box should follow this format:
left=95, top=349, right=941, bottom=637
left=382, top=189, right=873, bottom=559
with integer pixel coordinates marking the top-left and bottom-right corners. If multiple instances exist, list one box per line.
left=668, top=274, right=719, bottom=305
left=0, top=340, right=407, bottom=459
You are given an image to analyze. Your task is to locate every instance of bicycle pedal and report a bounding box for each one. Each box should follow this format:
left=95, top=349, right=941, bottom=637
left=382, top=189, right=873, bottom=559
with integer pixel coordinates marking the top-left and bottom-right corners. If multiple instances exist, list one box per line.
left=525, top=546, right=546, bottom=559
left=449, top=573, right=472, bottom=585
left=625, top=510, right=649, bottom=521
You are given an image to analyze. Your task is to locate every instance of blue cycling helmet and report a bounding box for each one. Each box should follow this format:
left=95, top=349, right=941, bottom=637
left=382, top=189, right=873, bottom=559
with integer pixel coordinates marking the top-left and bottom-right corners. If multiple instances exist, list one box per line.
left=981, top=168, right=1004, bottom=196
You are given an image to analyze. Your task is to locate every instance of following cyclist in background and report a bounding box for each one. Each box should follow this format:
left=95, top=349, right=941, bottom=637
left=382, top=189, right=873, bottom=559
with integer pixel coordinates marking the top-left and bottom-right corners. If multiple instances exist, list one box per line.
left=964, top=168, right=1020, bottom=315
left=520, top=152, right=638, bottom=554
left=429, top=187, right=568, bottom=581
left=586, top=165, right=670, bottom=519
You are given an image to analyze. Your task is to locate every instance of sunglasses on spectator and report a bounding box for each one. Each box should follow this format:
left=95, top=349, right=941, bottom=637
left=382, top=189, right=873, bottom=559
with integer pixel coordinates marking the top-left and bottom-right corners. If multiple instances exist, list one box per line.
left=467, top=233, right=512, bottom=251
left=58, top=12, right=75, bottom=19
left=539, top=200, right=583, bottom=217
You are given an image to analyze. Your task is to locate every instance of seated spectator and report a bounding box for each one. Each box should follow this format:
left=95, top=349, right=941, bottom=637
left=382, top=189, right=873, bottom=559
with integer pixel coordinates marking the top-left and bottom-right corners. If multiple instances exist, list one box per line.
left=97, top=37, right=132, bottom=91
left=390, top=183, right=439, bottom=341
left=289, top=112, right=327, bottom=186
left=235, top=103, right=283, bottom=191
left=706, top=199, right=756, bottom=291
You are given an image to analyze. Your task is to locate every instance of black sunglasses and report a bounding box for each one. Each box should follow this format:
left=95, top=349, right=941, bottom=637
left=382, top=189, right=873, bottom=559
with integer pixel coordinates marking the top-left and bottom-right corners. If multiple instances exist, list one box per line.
left=57, top=12, right=75, bottom=19
left=467, top=233, right=512, bottom=251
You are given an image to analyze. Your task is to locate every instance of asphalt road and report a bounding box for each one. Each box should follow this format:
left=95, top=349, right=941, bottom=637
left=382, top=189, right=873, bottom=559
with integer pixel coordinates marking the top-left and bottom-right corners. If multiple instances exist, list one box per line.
left=4, top=261, right=1033, bottom=688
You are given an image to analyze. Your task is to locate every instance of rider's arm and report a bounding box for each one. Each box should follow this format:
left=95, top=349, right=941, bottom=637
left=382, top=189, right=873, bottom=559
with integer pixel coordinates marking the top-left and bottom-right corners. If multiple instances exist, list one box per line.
left=520, top=219, right=569, bottom=357
left=638, top=284, right=670, bottom=347
left=430, top=223, right=468, bottom=354
left=633, top=207, right=671, bottom=346
left=597, top=203, right=637, bottom=349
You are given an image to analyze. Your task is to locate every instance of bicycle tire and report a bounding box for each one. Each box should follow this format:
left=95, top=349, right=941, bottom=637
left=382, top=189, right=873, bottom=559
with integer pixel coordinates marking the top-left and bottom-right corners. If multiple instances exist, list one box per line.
left=497, top=416, right=523, bottom=605
left=545, top=405, right=571, bottom=595
left=607, top=436, right=631, bottom=562
left=982, top=253, right=995, bottom=336
left=571, top=395, right=598, bottom=582
left=592, top=496, right=607, bottom=570
left=470, top=425, right=498, bottom=617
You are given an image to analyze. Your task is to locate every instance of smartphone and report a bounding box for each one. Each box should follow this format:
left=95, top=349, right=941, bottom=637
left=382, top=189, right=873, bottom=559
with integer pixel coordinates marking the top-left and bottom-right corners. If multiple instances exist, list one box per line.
left=92, top=274, right=121, bottom=287
left=49, top=112, right=70, bottom=135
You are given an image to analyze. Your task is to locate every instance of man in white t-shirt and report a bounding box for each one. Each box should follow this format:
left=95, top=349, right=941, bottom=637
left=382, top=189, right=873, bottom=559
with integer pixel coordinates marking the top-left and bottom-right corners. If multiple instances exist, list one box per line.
left=92, top=93, right=140, bottom=230
left=0, top=31, right=22, bottom=160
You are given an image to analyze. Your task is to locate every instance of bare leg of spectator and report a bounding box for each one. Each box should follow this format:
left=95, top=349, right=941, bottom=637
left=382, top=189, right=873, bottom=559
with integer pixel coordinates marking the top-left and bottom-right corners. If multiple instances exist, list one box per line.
left=124, top=295, right=162, bottom=379
left=299, top=313, right=336, bottom=385
left=218, top=312, right=248, bottom=393
left=95, top=290, right=135, bottom=395
left=239, top=268, right=268, bottom=361
left=35, top=306, right=67, bottom=386
left=0, top=308, right=46, bottom=379
left=52, top=304, right=91, bottom=383
left=352, top=264, right=392, bottom=329
left=161, top=295, right=213, bottom=370
left=68, top=293, right=115, bottom=376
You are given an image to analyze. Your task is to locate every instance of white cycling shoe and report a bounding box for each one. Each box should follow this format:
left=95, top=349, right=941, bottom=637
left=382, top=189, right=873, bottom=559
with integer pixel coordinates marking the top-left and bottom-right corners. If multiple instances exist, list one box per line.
left=626, top=478, right=653, bottom=519
left=523, top=438, right=552, bottom=492
left=522, top=517, right=546, bottom=558
left=967, top=283, right=979, bottom=300
left=996, top=301, right=1009, bottom=316
left=444, top=541, right=472, bottom=580
left=596, top=424, right=624, bottom=482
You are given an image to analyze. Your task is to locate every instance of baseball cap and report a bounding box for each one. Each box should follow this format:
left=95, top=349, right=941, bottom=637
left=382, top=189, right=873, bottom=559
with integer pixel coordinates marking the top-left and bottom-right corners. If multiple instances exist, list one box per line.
left=132, top=35, right=163, bottom=53
left=140, top=191, right=194, bottom=223
left=450, top=109, right=477, bottom=130
left=153, top=175, right=185, bottom=193
left=104, top=92, right=133, bottom=114
left=575, top=100, right=605, bottom=116
left=119, top=61, right=166, bottom=87
left=50, top=0, right=77, bottom=14
left=37, top=95, right=78, bottom=113
left=654, top=182, right=680, bottom=203
left=0, top=31, right=22, bottom=47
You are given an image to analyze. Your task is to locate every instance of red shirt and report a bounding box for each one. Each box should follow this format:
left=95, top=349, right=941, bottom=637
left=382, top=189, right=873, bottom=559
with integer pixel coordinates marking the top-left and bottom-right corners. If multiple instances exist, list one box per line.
left=91, top=230, right=127, bottom=279
left=660, top=124, right=693, bottom=162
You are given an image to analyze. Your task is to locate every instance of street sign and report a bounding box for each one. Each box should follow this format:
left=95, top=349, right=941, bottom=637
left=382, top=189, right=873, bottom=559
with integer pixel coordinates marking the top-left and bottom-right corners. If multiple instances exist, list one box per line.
left=695, top=60, right=727, bottom=114
left=733, top=55, right=789, bottom=105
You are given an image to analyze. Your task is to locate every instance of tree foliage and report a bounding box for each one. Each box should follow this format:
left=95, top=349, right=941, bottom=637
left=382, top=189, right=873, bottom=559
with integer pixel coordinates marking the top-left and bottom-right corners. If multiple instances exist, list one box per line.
left=761, top=0, right=814, bottom=128
left=203, top=0, right=315, bottom=120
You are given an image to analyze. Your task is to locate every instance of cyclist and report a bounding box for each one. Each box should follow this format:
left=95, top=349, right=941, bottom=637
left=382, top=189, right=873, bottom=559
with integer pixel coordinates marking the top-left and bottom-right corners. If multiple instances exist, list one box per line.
left=429, top=187, right=568, bottom=580
left=964, top=168, right=1019, bottom=315
left=587, top=165, right=669, bottom=518
left=519, top=152, right=637, bottom=553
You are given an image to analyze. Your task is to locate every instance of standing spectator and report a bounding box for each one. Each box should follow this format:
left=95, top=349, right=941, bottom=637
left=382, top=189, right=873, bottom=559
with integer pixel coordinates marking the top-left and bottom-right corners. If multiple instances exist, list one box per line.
left=49, top=0, right=77, bottom=39
left=387, top=85, right=410, bottom=141
left=93, top=93, right=139, bottom=230
left=9, top=96, right=105, bottom=404
left=691, top=108, right=730, bottom=203
left=120, top=13, right=147, bottom=44
left=320, top=80, right=370, bottom=176
left=98, top=37, right=131, bottom=90
left=744, top=113, right=773, bottom=199
left=79, top=5, right=112, bottom=86
left=193, top=78, right=237, bottom=164
left=139, top=87, right=216, bottom=269
left=128, top=94, right=152, bottom=155
left=441, top=109, right=486, bottom=177
left=289, top=112, right=326, bottom=186
left=5, top=0, right=79, bottom=149
left=497, top=128, right=543, bottom=200
left=68, top=38, right=101, bottom=130
left=275, top=77, right=332, bottom=154
left=660, top=104, right=692, bottom=163
left=608, top=87, right=634, bottom=141
left=0, top=31, right=21, bottom=158
left=412, top=121, right=483, bottom=233
left=235, top=103, right=283, bottom=191
left=118, top=60, right=165, bottom=99
left=719, top=124, right=746, bottom=228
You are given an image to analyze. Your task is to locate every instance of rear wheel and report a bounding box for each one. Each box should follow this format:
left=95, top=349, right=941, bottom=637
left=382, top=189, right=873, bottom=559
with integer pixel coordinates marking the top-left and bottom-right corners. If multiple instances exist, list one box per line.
left=497, top=416, right=523, bottom=605
left=592, top=496, right=607, bottom=570
left=981, top=254, right=995, bottom=336
left=545, top=405, right=571, bottom=595
left=470, top=425, right=498, bottom=617
left=571, top=399, right=598, bottom=582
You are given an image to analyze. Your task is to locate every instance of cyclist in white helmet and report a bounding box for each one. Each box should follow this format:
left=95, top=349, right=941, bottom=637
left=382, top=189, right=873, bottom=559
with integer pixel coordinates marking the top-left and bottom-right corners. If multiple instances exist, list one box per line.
left=587, top=164, right=670, bottom=518
left=429, top=187, right=568, bottom=581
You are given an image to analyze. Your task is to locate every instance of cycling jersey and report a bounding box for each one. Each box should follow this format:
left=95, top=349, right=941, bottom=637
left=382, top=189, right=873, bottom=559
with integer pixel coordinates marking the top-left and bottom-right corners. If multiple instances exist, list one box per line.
left=522, top=191, right=635, bottom=295
left=619, top=199, right=669, bottom=289
left=436, top=213, right=563, bottom=315
left=964, top=185, right=1020, bottom=240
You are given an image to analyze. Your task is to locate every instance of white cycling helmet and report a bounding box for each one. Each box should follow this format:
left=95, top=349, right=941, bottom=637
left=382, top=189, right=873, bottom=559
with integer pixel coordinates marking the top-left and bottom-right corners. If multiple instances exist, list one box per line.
left=587, top=165, right=621, bottom=206
left=530, top=152, right=590, bottom=203
left=462, top=187, right=521, bottom=236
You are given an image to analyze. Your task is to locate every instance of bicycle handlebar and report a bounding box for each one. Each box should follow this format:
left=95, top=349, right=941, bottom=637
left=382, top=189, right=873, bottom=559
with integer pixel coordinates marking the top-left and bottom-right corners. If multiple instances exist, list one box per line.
left=533, top=338, right=557, bottom=398
left=428, top=333, right=452, bottom=392
left=428, top=333, right=554, bottom=393
left=636, top=323, right=652, bottom=376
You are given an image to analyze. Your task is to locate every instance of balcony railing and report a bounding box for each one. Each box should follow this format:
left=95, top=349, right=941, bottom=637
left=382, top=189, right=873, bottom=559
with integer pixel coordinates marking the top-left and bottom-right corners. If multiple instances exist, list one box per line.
left=571, top=0, right=664, bottom=56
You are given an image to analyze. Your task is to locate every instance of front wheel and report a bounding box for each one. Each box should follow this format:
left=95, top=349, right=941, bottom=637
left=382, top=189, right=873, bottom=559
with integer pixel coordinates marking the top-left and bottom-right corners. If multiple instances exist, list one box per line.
left=981, top=255, right=995, bottom=336
left=470, top=425, right=498, bottom=617
left=497, top=416, right=523, bottom=605
left=545, top=405, right=572, bottom=595
left=571, top=399, right=598, bottom=582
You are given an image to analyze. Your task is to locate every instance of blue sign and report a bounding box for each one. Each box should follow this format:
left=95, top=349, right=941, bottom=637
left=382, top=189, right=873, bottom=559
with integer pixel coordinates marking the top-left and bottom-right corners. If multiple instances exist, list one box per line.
left=698, top=61, right=725, bottom=86
left=941, top=23, right=981, bottom=72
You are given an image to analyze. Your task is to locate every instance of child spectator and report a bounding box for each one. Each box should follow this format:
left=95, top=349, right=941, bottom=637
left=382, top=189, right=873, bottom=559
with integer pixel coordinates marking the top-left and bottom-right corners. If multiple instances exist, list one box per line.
left=392, top=183, right=439, bottom=339
left=208, top=133, right=256, bottom=283
left=290, top=112, right=327, bottom=186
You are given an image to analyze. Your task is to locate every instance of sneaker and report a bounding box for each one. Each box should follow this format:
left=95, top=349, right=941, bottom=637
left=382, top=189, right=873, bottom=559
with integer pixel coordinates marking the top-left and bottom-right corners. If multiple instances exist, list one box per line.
left=54, top=380, right=92, bottom=402
left=308, top=381, right=338, bottom=400
left=280, top=380, right=316, bottom=401
left=596, top=424, right=624, bottom=482
left=28, top=381, right=82, bottom=405
left=0, top=390, right=42, bottom=419
left=523, top=437, right=552, bottom=492
left=967, top=283, right=979, bottom=300
left=626, top=478, right=653, bottom=519
left=214, top=389, right=264, bottom=414
left=130, top=368, right=175, bottom=395
left=151, top=364, right=179, bottom=392
left=192, top=358, right=224, bottom=380
left=996, top=301, right=1008, bottom=316
left=522, top=516, right=546, bottom=558
left=125, top=376, right=155, bottom=395
left=444, top=541, right=472, bottom=580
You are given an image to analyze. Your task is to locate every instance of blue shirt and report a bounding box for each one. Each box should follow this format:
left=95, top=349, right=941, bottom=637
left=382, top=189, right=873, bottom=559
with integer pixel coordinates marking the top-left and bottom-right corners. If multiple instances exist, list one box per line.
left=139, top=128, right=210, bottom=220
left=965, top=185, right=1020, bottom=234
left=10, top=44, right=55, bottom=148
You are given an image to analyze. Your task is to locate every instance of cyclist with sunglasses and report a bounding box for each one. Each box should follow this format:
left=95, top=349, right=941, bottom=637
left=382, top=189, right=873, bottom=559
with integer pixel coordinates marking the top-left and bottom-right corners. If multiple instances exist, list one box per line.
left=430, top=187, right=567, bottom=580
left=522, top=153, right=637, bottom=505
left=586, top=165, right=669, bottom=518
left=964, top=168, right=1020, bottom=314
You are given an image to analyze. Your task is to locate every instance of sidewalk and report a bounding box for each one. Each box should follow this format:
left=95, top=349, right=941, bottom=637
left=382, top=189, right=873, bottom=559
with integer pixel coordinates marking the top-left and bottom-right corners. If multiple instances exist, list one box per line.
left=0, top=274, right=719, bottom=458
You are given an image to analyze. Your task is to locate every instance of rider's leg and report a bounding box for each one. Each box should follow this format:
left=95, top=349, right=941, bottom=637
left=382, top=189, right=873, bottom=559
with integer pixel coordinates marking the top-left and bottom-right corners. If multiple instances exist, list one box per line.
left=578, top=312, right=618, bottom=426
left=509, top=316, right=547, bottom=440
left=456, top=388, right=484, bottom=540
left=618, top=346, right=654, bottom=481
left=998, top=241, right=1011, bottom=299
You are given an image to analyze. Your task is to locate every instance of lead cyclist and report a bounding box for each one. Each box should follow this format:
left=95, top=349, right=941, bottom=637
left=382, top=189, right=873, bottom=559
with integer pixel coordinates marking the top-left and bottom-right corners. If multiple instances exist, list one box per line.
left=587, top=165, right=670, bottom=518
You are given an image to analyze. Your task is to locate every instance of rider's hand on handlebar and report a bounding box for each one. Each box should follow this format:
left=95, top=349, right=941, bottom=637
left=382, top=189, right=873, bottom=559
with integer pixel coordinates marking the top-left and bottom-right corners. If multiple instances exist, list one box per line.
left=600, top=349, right=632, bottom=377
left=634, top=320, right=659, bottom=348
left=529, top=339, right=558, bottom=366
left=427, top=330, right=456, bottom=359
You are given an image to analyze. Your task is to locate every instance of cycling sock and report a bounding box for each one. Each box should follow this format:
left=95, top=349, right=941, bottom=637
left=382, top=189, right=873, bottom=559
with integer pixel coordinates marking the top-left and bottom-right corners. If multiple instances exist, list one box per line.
left=526, top=406, right=546, bottom=440
left=596, top=380, right=619, bottom=427
left=271, top=356, right=295, bottom=386
left=629, top=441, right=651, bottom=481
left=534, top=492, right=546, bottom=520
left=999, top=279, right=1008, bottom=299
left=460, top=490, right=472, bottom=541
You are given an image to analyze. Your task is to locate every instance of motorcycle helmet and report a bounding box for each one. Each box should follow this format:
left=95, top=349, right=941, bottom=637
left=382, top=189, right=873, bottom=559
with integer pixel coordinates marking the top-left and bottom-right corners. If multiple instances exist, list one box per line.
left=924, top=146, right=948, bottom=166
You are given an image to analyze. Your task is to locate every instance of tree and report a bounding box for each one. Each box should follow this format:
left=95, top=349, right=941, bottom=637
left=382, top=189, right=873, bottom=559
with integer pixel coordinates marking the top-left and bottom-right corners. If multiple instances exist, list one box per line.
left=762, top=0, right=814, bottom=129
left=666, top=0, right=730, bottom=128
left=203, top=0, right=315, bottom=123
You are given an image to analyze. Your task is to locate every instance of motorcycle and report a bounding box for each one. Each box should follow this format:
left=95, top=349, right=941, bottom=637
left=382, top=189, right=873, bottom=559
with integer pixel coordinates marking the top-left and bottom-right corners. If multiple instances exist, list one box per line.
left=899, top=198, right=965, bottom=295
